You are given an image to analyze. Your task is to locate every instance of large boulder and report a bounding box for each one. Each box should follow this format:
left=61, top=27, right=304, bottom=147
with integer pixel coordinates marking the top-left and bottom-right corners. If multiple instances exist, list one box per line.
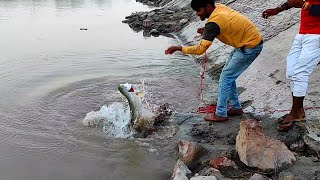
left=236, top=120, right=296, bottom=172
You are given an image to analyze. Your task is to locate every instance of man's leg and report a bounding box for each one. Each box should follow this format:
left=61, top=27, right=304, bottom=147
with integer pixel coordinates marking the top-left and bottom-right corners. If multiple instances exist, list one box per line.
left=229, top=81, right=241, bottom=110
left=285, top=34, right=303, bottom=120
left=215, top=44, right=263, bottom=118
left=281, top=34, right=320, bottom=129
left=227, top=81, right=244, bottom=116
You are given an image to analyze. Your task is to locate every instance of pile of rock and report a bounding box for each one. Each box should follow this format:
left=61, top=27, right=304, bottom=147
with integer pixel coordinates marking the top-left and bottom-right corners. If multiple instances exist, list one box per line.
left=122, top=7, right=193, bottom=36
left=136, top=0, right=173, bottom=7
left=170, top=119, right=320, bottom=179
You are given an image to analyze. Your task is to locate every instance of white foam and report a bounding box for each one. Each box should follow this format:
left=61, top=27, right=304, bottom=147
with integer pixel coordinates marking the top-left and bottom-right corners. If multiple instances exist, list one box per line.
left=83, top=102, right=133, bottom=138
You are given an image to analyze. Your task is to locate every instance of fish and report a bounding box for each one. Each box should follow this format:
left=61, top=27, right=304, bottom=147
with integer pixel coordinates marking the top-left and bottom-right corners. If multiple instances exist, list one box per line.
left=118, top=84, right=156, bottom=137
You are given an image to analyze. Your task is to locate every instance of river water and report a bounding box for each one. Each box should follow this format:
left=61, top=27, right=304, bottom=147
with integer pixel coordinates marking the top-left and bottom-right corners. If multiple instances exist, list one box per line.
left=0, top=0, right=204, bottom=179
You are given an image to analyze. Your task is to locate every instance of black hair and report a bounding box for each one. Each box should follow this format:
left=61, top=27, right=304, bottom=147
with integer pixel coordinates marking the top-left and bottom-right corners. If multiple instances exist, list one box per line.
left=191, top=0, right=215, bottom=11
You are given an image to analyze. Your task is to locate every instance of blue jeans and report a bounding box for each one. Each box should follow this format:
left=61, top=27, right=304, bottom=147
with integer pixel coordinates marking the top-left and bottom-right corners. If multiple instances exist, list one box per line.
left=215, top=43, right=263, bottom=117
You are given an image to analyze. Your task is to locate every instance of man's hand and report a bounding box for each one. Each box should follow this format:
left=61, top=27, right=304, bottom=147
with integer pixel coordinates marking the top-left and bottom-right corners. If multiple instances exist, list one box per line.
left=197, top=27, right=205, bottom=35
left=165, top=46, right=182, bottom=55
left=262, top=8, right=279, bottom=18
left=288, top=0, right=304, bottom=8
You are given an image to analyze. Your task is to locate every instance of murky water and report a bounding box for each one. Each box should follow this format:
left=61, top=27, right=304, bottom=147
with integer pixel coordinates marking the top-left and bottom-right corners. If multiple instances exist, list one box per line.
left=0, top=0, right=204, bottom=179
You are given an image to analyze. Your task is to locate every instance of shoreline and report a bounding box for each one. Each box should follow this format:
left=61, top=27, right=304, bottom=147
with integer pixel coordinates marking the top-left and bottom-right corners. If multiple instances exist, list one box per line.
left=123, top=0, right=320, bottom=179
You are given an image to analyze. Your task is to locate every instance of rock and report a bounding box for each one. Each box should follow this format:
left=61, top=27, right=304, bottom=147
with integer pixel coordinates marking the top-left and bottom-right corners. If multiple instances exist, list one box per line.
left=249, top=173, right=270, bottom=180
left=190, top=176, right=218, bottom=180
left=177, top=140, right=204, bottom=169
left=163, top=8, right=175, bottom=14
left=147, top=11, right=156, bottom=17
left=139, top=14, right=147, bottom=19
left=312, top=155, right=320, bottom=162
left=198, top=168, right=229, bottom=180
left=209, top=157, right=237, bottom=170
left=236, top=120, right=296, bottom=172
left=289, top=139, right=305, bottom=152
left=303, top=126, right=320, bottom=153
left=154, top=103, right=172, bottom=125
left=149, top=29, right=159, bottom=35
left=278, top=171, right=294, bottom=180
left=122, top=19, right=129, bottom=23
left=143, top=30, right=151, bottom=37
left=171, top=160, right=191, bottom=180
left=277, top=125, right=306, bottom=147
left=143, top=19, right=152, bottom=28
left=179, top=19, right=188, bottom=24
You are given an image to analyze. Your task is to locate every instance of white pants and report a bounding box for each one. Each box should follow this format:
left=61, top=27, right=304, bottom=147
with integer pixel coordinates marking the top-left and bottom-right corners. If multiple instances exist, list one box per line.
left=286, top=34, right=320, bottom=97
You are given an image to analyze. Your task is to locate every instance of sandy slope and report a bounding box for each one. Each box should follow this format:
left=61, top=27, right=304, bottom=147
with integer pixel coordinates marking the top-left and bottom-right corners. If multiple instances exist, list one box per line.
left=174, top=0, right=320, bottom=122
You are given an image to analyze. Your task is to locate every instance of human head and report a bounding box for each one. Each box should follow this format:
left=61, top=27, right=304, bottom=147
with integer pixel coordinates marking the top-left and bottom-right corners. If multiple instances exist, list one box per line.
left=191, top=0, right=215, bottom=21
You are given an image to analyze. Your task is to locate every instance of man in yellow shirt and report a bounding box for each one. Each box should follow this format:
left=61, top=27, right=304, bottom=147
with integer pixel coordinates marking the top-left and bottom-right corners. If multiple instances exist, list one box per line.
left=165, top=0, right=263, bottom=122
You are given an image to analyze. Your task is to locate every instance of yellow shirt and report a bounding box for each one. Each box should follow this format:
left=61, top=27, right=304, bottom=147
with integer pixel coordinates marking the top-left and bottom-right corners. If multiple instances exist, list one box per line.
left=182, top=4, right=262, bottom=55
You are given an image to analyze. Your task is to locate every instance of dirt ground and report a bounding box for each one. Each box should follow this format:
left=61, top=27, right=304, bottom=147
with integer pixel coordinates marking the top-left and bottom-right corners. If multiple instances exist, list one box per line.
left=129, top=0, right=320, bottom=179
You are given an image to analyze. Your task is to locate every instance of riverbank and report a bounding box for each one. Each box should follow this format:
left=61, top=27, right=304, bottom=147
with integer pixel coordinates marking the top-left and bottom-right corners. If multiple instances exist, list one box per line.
left=124, top=0, right=320, bottom=179
left=171, top=23, right=320, bottom=180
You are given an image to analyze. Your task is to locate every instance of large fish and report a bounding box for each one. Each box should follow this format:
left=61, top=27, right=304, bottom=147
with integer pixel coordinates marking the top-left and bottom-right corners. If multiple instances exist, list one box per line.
left=118, top=84, right=156, bottom=137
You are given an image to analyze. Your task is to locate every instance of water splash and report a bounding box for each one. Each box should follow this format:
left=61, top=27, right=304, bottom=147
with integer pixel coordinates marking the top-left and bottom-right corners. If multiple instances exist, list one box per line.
left=83, top=102, right=133, bottom=138
left=83, top=80, right=161, bottom=138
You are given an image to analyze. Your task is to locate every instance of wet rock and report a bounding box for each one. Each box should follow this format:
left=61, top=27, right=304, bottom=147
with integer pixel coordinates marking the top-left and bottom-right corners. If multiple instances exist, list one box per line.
left=190, top=176, right=217, bottom=180
left=179, top=19, right=188, bottom=24
left=143, top=30, right=151, bottom=37
left=209, top=157, right=237, bottom=170
left=303, top=126, right=320, bottom=153
left=147, top=11, right=156, bottom=17
left=289, top=139, right=306, bottom=152
left=163, top=8, right=175, bottom=14
left=123, top=7, right=193, bottom=36
left=154, top=103, right=172, bottom=125
left=136, top=0, right=172, bottom=7
left=277, top=124, right=306, bottom=147
left=249, top=173, right=270, bottom=180
left=198, top=167, right=229, bottom=180
left=278, top=171, right=294, bottom=180
left=312, top=155, right=320, bottom=162
left=171, top=159, right=191, bottom=180
left=149, top=29, right=159, bottom=35
left=236, top=120, right=296, bottom=172
left=177, top=140, right=205, bottom=169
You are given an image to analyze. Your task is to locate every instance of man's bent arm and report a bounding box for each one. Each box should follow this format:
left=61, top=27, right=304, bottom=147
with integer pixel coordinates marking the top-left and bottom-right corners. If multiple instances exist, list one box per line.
left=182, top=22, right=220, bottom=55
left=277, top=2, right=292, bottom=13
